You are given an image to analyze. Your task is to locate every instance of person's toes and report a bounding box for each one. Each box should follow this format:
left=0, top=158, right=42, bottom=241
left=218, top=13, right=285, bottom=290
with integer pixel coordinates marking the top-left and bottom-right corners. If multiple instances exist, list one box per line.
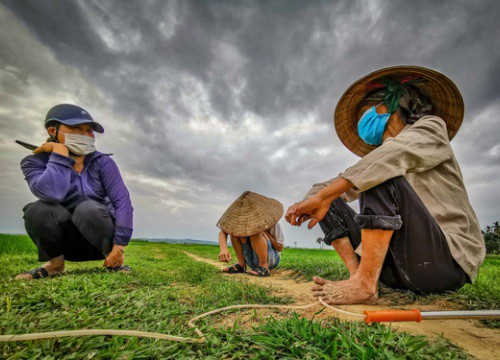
left=14, top=273, right=32, bottom=280
left=313, top=276, right=327, bottom=285
left=312, top=290, right=324, bottom=298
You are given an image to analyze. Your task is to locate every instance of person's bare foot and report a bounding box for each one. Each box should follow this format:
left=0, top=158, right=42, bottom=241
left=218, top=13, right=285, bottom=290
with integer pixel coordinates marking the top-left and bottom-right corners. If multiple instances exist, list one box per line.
left=15, top=256, right=66, bottom=280
left=311, top=275, right=378, bottom=305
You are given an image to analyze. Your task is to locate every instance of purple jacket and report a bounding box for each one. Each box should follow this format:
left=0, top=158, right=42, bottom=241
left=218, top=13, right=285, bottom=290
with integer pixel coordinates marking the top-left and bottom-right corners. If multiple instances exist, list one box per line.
left=21, top=151, right=133, bottom=246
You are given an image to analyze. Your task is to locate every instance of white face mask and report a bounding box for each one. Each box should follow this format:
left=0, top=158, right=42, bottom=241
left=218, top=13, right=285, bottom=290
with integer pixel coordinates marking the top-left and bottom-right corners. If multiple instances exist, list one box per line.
left=59, top=131, right=96, bottom=156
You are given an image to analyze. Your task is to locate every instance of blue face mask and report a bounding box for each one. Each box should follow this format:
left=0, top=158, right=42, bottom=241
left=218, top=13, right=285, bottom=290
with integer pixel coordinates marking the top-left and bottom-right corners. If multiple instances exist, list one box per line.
left=357, top=106, right=391, bottom=146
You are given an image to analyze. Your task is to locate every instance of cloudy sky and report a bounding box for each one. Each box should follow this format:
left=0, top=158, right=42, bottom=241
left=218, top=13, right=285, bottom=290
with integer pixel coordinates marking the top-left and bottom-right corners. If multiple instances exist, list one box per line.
left=0, top=0, right=499, bottom=247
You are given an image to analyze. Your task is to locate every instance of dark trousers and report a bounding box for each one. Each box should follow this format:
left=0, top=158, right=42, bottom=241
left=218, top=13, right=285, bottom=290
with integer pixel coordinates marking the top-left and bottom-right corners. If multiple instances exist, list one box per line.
left=319, top=176, right=469, bottom=294
left=23, top=200, right=114, bottom=262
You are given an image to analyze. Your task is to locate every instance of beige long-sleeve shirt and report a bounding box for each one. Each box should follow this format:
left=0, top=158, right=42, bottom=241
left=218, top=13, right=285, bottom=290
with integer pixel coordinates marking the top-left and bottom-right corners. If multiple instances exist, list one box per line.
left=303, top=115, right=485, bottom=281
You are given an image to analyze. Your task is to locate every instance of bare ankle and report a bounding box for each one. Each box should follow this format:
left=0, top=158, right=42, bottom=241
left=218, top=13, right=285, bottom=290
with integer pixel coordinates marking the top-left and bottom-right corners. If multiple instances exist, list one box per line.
left=44, top=257, right=65, bottom=272
left=351, top=274, right=377, bottom=295
left=345, top=259, right=359, bottom=276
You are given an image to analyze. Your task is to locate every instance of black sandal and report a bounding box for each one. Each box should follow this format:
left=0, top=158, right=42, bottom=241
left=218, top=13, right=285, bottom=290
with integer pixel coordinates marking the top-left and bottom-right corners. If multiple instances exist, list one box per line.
left=23, top=267, right=49, bottom=279
left=106, top=265, right=132, bottom=272
left=224, top=263, right=246, bottom=274
left=249, top=265, right=270, bottom=277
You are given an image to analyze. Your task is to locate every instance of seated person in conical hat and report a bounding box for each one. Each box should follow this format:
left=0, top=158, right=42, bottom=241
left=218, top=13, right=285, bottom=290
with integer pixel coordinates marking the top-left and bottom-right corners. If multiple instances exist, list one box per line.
left=216, top=191, right=285, bottom=277
left=286, top=66, right=485, bottom=304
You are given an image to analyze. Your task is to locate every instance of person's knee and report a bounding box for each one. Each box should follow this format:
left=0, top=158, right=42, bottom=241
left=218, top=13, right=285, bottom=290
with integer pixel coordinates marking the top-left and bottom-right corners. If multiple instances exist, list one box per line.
left=72, top=200, right=112, bottom=231
left=319, top=206, right=350, bottom=245
left=230, top=235, right=246, bottom=244
left=249, top=231, right=268, bottom=244
left=23, top=201, right=70, bottom=224
left=361, top=176, right=407, bottom=204
left=359, top=177, right=406, bottom=223
left=73, top=200, right=107, bottom=221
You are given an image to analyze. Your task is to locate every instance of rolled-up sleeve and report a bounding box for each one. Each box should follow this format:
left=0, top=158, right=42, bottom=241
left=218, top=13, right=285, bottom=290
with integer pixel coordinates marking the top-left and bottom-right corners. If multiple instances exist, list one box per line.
left=99, top=156, right=134, bottom=246
left=302, top=177, right=359, bottom=202
left=21, top=153, right=75, bottom=203
left=302, top=178, right=335, bottom=200
left=341, top=116, right=452, bottom=192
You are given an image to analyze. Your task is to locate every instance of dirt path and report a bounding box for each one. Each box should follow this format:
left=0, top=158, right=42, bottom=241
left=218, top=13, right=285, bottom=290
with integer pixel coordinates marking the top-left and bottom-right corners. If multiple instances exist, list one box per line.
left=185, top=252, right=499, bottom=360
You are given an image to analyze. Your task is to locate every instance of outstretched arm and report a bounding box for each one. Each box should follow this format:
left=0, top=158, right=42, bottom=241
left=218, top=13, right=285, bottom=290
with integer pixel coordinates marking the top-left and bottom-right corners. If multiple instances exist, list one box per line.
left=99, top=156, right=134, bottom=247
left=218, top=231, right=232, bottom=262
left=99, top=156, right=133, bottom=268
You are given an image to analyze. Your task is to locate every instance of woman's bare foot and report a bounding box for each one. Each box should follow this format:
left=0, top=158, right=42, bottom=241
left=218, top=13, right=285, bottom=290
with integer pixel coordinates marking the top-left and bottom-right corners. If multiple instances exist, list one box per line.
left=15, top=256, right=66, bottom=280
left=311, top=275, right=378, bottom=305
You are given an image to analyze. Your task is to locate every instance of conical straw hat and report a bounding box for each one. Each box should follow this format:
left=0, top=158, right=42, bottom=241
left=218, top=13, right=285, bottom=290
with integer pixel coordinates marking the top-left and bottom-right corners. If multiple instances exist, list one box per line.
left=217, top=191, right=284, bottom=237
left=334, top=65, right=464, bottom=157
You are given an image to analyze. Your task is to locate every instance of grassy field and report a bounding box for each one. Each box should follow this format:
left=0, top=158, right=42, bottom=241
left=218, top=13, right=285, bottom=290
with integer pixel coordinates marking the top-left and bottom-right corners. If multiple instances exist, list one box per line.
left=0, top=234, right=479, bottom=359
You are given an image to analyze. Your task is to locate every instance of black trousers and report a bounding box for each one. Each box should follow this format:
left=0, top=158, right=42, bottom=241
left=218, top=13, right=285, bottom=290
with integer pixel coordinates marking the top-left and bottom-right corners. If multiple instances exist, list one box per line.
left=319, top=176, right=469, bottom=294
left=23, top=200, right=114, bottom=262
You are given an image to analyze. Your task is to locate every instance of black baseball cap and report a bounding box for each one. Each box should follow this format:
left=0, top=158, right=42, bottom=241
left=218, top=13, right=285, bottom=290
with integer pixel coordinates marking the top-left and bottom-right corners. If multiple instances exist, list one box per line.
left=44, top=104, right=104, bottom=133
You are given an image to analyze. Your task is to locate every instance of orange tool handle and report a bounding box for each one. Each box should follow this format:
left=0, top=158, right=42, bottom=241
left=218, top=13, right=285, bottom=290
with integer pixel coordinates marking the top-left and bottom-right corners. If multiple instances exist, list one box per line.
left=364, top=309, right=422, bottom=324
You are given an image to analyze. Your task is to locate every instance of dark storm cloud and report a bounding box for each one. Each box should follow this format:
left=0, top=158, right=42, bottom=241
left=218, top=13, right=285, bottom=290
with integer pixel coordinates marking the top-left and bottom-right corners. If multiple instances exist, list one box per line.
left=4, top=0, right=500, bottom=122
left=1, top=0, right=499, bottom=242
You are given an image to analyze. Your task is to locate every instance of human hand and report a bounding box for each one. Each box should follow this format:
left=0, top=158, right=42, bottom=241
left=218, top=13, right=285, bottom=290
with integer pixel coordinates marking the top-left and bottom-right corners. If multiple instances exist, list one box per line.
left=218, top=250, right=232, bottom=263
left=33, top=142, right=69, bottom=157
left=285, top=195, right=331, bottom=229
left=104, top=245, right=125, bottom=268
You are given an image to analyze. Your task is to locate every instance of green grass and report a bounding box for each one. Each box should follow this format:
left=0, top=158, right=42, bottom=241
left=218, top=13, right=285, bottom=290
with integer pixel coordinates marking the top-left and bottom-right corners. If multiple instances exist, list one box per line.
left=243, top=315, right=467, bottom=359
left=0, top=234, right=37, bottom=254
left=0, top=236, right=470, bottom=359
left=428, top=254, right=500, bottom=328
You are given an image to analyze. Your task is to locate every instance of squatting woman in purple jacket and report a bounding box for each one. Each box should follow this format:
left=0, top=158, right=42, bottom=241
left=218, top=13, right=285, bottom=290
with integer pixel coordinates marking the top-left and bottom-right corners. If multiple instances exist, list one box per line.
left=15, top=104, right=133, bottom=280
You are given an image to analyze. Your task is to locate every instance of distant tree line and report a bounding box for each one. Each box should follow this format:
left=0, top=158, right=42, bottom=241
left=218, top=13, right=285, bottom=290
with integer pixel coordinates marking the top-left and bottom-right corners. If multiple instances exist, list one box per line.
left=483, top=220, right=500, bottom=254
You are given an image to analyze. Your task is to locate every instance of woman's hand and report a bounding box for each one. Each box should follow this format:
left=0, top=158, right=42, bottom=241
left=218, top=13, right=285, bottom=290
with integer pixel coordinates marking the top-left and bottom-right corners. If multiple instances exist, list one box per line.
left=104, top=245, right=125, bottom=268
left=218, top=250, right=232, bottom=263
left=285, top=195, right=331, bottom=229
left=286, top=177, right=355, bottom=229
left=33, top=142, right=69, bottom=157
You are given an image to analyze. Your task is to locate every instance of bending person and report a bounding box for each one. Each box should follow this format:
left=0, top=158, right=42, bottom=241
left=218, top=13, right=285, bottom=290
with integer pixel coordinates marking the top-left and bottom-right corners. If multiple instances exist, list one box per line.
left=15, top=104, right=133, bottom=280
left=217, top=191, right=285, bottom=277
left=286, top=66, right=485, bottom=304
